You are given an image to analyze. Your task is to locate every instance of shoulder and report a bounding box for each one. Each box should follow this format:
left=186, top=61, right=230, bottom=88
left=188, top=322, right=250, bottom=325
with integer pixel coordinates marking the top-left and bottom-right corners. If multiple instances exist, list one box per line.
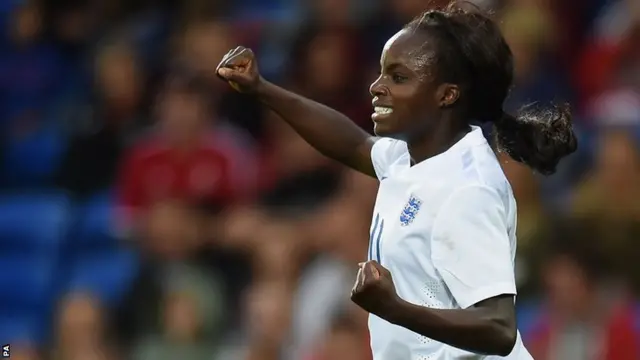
left=429, top=182, right=511, bottom=237
left=201, top=124, right=257, bottom=158
left=124, top=135, right=168, bottom=163
left=370, top=137, right=408, bottom=179
left=371, top=137, right=407, bottom=158
left=443, top=184, right=507, bottom=213
left=445, top=145, right=512, bottom=204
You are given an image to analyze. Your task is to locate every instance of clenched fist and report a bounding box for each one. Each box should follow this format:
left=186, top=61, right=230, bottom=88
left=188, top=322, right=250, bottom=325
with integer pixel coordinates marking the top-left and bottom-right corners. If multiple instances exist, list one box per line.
left=216, top=46, right=262, bottom=93
left=351, top=260, right=401, bottom=318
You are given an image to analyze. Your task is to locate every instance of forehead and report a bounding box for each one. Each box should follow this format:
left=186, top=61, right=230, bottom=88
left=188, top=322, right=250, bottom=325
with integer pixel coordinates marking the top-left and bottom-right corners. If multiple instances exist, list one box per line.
left=380, top=29, right=435, bottom=69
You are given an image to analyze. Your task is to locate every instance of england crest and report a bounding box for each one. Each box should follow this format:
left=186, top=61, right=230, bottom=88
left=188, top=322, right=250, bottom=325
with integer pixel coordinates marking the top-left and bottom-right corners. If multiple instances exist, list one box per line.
left=400, top=195, right=422, bottom=226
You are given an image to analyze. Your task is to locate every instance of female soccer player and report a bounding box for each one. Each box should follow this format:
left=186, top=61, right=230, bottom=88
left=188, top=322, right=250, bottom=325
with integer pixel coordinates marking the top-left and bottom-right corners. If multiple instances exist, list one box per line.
left=217, top=4, right=576, bottom=359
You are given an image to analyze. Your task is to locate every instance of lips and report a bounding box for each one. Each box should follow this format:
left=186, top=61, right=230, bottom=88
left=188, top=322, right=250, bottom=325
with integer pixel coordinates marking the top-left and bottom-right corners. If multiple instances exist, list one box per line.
left=372, top=97, right=393, bottom=114
left=371, top=96, right=393, bottom=122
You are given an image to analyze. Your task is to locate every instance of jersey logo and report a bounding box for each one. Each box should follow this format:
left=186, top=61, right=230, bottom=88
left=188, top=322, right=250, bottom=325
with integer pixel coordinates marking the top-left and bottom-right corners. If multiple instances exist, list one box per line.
left=400, top=195, right=422, bottom=226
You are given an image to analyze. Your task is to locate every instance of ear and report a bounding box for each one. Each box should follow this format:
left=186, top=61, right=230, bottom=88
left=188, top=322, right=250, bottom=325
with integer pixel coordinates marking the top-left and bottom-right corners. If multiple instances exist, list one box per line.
left=437, top=83, right=460, bottom=108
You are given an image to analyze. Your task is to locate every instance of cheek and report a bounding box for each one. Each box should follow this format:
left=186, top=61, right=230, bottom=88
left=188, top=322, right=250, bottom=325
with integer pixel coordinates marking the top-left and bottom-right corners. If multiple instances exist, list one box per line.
left=392, top=84, right=429, bottom=120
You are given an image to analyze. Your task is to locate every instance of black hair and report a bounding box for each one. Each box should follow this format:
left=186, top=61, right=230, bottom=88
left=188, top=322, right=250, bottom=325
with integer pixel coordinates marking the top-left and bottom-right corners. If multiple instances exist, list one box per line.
left=405, top=2, right=577, bottom=175
left=164, top=66, right=212, bottom=97
left=161, top=66, right=213, bottom=111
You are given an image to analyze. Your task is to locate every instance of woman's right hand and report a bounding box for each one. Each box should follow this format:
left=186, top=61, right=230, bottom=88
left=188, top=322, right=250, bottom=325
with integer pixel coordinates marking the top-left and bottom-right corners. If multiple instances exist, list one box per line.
left=216, top=46, right=262, bottom=93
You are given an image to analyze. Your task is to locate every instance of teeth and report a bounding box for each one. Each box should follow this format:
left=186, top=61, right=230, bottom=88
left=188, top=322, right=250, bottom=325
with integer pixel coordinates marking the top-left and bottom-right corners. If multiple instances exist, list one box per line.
left=374, top=106, right=393, bottom=114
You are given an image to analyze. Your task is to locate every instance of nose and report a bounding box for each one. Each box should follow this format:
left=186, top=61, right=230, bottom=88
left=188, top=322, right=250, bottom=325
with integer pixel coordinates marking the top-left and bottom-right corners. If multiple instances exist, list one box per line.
left=369, top=77, right=388, bottom=97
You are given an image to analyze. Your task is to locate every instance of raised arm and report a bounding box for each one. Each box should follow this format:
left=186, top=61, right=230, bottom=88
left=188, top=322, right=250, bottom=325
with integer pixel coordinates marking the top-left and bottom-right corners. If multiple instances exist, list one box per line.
left=216, top=46, right=377, bottom=177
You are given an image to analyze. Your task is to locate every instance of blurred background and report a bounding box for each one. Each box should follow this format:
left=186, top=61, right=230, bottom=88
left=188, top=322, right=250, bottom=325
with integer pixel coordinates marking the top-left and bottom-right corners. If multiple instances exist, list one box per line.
left=1, top=0, right=639, bottom=359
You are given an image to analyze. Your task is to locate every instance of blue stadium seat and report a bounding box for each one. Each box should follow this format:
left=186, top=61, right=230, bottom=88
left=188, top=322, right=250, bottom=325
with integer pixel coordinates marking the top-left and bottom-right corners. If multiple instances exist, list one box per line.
left=65, top=250, right=139, bottom=307
left=71, top=192, right=119, bottom=249
left=63, top=193, right=139, bottom=308
left=0, top=256, right=56, bottom=307
left=0, top=193, right=70, bottom=251
left=1, top=125, right=67, bottom=187
left=0, top=193, right=70, bottom=344
left=0, top=311, right=44, bottom=345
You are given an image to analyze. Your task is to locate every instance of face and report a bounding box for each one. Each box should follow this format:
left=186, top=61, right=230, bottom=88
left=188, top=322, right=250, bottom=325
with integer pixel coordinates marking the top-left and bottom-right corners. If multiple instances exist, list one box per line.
left=543, top=255, right=592, bottom=318
left=11, top=3, right=42, bottom=44
left=96, top=44, right=141, bottom=107
left=313, top=0, right=350, bottom=25
left=369, top=29, right=459, bottom=140
left=181, top=21, right=232, bottom=79
left=306, top=32, right=349, bottom=92
left=164, top=292, right=200, bottom=340
left=597, top=131, right=639, bottom=181
left=157, top=86, right=208, bottom=145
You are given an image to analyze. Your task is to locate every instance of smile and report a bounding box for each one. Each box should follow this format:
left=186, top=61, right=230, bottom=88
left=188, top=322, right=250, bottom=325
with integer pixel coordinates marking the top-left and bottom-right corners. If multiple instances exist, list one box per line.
left=374, top=106, right=393, bottom=115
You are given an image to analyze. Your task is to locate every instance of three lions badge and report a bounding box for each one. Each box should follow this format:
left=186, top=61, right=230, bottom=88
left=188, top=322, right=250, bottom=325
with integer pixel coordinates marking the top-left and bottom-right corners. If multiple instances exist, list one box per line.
left=400, top=195, right=422, bottom=226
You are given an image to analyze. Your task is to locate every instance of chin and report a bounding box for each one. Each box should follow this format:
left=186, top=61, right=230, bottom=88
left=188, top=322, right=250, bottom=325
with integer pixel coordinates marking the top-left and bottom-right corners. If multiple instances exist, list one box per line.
left=373, top=122, right=401, bottom=138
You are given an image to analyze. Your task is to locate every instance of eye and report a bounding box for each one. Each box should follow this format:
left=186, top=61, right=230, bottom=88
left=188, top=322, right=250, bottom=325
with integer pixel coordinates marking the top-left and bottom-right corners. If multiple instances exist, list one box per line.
left=392, top=73, right=408, bottom=83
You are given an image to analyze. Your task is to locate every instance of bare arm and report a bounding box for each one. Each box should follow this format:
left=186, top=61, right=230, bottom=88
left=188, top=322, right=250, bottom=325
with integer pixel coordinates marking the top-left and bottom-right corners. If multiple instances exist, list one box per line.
left=217, top=46, right=377, bottom=177
left=352, top=261, right=517, bottom=356
left=386, top=295, right=517, bottom=356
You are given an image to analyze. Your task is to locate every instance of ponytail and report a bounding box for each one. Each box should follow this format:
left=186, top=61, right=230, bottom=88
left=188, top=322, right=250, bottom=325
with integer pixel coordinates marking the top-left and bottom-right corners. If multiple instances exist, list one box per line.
left=493, top=104, right=577, bottom=175
left=406, top=4, right=578, bottom=175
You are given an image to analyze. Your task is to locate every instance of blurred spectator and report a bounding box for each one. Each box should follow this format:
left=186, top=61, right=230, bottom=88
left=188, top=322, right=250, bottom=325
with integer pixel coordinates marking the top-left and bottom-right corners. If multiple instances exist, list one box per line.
left=283, top=174, right=373, bottom=360
left=570, top=118, right=640, bottom=292
left=571, top=127, right=640, bottom=222
left=56, top=39, right=145, bottom=197
left=3, top=0, right=640, bottom=359
left=132, top=263, right=223, bottom=360
left=304, top=314, right=371, bottom=360
left=216, top=280, right=293, bottom=360
left=1, top=0, right=67, bottom=187
left=286, top=26, right=370, bottom=129
left=574, top=0, right=640, bottom=107
left=523, top=220, right=639, bottom=360
left=54, top=294, right=116, bottom=360
left=174, top=18, right=233, bottom=82
left=113, top=69, right=258, bottom=357
left=173, top=17, right=266, bottom=138
left=259, top=116, right=334, bottom=189
left=116, top=69, right=257, bottom=241
left=499, top=154, right=550, bottom=298
left=501, top=0, right=573, bottom=113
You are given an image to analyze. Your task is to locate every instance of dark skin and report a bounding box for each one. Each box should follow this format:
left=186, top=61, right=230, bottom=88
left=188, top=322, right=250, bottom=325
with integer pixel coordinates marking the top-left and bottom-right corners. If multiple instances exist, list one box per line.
left=216, top=29, right=517, bottom=356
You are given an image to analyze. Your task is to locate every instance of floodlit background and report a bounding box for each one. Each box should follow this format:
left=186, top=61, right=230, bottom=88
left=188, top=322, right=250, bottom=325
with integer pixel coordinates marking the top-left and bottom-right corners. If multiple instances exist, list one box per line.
left=1, top=0, right=639, bottom=359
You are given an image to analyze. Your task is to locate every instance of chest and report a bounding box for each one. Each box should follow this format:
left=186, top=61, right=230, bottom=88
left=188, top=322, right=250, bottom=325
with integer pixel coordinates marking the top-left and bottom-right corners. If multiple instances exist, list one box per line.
left=367, top=178, right=449, bottom=266
left=137, top=150, right=230, bottom=203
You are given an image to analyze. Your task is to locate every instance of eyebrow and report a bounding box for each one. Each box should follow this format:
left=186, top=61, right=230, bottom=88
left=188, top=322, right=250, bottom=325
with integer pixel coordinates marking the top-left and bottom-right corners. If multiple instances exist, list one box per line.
left=380, top=62, right=405, bottom=72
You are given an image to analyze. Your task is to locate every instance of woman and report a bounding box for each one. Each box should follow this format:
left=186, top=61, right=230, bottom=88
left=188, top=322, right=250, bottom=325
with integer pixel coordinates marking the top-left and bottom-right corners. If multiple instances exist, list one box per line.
left=216, top=3, right=576, bottom=359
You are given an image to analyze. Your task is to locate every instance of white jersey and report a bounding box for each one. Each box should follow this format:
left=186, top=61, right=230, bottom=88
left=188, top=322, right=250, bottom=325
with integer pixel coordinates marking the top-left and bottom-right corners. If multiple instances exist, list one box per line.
left=367, top=126, right=533, bottom=360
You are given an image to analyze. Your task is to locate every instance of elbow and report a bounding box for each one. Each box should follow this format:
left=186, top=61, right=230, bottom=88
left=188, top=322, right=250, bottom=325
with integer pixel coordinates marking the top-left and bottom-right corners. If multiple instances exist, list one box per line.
left=492, top=322, right=517, bottom=356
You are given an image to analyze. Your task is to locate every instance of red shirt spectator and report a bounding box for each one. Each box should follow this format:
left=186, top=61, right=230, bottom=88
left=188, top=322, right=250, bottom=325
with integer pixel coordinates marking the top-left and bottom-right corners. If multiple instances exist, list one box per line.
left=118, top=128, right=257, bottom=213
left=116, top=69, right=258, bottom=224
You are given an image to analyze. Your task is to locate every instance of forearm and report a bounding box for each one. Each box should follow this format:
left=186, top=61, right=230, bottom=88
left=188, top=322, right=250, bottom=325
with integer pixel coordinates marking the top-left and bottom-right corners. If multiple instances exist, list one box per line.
left=255, top=79, right=375, bottom=175
left=385, top=299, right=516, bottom=356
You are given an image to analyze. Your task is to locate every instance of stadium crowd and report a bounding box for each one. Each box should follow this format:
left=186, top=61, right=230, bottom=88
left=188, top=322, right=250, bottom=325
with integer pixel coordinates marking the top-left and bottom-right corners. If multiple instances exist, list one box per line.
left=0, top=0, right=639, bottom=359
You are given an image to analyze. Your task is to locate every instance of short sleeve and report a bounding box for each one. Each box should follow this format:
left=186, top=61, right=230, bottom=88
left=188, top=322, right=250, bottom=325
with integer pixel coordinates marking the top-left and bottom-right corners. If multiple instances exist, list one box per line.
left=370, top=137, right=406, bottom=180
left=431, top=185, right=516, bottom=308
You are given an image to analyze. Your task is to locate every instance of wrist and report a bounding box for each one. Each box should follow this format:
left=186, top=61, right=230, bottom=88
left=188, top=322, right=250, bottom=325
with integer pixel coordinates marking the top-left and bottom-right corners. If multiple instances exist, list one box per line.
left=254, top=76, right=270, bottom=96
left=381, top=296, right=409, bottom=325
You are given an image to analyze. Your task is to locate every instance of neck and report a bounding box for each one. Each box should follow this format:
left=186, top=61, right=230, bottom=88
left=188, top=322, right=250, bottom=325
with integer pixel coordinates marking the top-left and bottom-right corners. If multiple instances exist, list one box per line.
left=407, top=123, right=470, bottom=165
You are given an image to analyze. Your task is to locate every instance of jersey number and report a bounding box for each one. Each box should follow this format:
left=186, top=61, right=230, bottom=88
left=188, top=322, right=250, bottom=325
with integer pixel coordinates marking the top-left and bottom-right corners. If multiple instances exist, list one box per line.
left=368, top=213, right=384, bottom=263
